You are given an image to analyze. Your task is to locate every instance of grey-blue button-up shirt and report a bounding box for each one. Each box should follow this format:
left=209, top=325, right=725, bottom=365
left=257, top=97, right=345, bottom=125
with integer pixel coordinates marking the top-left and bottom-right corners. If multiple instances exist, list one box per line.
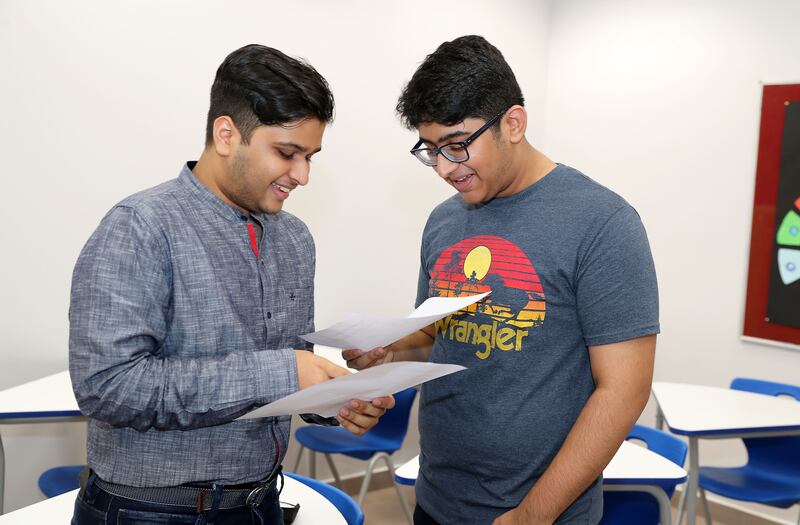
left=69, top=162, right=312, bottom=487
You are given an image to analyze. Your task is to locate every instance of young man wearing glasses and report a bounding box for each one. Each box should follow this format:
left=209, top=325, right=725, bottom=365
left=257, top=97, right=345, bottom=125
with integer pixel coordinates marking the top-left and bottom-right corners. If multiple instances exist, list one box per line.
left=344, top=36, right=659, bottom=524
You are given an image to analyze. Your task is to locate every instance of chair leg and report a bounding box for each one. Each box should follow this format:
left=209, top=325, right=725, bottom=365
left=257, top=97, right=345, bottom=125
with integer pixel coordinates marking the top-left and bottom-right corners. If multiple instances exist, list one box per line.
left=292, top=446, right=305, bottom=473
left=354, top=453, right=413, bottom=525
left=324, top=453, right=343, bottom=488
left=377, top=453, right=413, bottom=525
left=675, top=484, right=687, bottom=525
left=357, top=454, right=382, bottom=507
left=699, top=488, right=712, bottom=525
left=309, top=451, right=316, bottom=479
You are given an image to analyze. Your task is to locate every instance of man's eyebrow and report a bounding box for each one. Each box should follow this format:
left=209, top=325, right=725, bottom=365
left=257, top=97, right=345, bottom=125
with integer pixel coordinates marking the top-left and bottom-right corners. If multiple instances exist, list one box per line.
left=275, top=142, right=322, bottom=155
left=419, top=130, right=471, bottom=145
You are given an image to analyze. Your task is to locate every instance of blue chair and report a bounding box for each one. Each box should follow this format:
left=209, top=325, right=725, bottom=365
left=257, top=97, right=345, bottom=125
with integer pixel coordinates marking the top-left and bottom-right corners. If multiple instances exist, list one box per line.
left=284, top=472, right=363, bottom=525
left=698, top=378, right=800, bottom=524
left=292, top=387, right=417, bottom=524
left=37, top=465, right=84, bottom=497
left=600, top=424, right=688, bottom=525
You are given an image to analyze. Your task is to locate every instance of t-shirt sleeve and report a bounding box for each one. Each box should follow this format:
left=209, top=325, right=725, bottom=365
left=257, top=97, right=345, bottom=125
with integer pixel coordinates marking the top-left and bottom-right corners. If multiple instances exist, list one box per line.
left=576, top=205, right=660, bottom=347
left=415, top=249, right=431, bottom=308
left=415, top=217, right=434, bottom=308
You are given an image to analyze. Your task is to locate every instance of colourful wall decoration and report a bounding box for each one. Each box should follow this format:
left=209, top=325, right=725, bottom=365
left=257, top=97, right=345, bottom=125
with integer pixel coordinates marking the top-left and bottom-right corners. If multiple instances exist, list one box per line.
left=743, top=84, right=800, bottom=346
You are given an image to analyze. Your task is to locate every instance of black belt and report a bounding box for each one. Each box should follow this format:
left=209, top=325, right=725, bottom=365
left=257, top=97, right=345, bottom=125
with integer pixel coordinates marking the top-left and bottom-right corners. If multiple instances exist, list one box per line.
left=91, top=470, right=281, bottom=512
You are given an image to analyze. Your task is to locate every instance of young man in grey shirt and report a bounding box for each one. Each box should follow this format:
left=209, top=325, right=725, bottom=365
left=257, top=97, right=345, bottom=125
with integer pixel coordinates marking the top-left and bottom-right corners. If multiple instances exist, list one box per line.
left=69, top=44, right=393, bottom=524
left=345, top=36, right=659, bottom=525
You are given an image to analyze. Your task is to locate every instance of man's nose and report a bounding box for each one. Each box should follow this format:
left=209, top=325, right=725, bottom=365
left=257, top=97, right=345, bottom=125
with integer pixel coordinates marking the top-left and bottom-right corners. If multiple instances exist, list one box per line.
left=434, top=155, right=459, bottom=179
left=290, top=159, right=310, bottom=186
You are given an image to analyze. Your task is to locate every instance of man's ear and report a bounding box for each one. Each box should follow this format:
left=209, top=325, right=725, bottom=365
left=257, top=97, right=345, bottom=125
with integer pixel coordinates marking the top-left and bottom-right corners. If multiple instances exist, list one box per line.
left=211, top=116, right=239, bottom=157
left=503, top=105, right=527, bottom=144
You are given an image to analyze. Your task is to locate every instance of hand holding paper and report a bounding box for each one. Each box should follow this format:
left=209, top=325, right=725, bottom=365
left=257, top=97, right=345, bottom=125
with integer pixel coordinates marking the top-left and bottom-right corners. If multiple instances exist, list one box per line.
left=293, top=349, right=350, bottom=389
left=337, top=392, right=395, bottom=436
left=300, top=292, right=490, bottom=350
left=238, top=361, right=465, bottom=419
left=238, top=294, right=481, bottom=420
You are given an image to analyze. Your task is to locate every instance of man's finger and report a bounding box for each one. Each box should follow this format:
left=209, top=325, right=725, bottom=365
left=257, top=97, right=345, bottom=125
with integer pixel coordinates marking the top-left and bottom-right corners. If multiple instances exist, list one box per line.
left=341, top=349, right=365, bottom=361
left=343, top=348, right=385, bottom=367
left=338, top=404, right=380, bottom=433
left=337, top=416, right=368, bottom=436
left=373, top=395, right=395, bottom=410
left=343, top=351, right=374, bottom=370
left=345, top=351, right=382, bottom=370
left=345, top=399, right=386, bottom=418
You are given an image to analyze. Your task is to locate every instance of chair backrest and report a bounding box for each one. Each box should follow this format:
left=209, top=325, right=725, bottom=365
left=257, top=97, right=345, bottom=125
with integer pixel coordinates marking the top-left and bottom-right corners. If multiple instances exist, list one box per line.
left=599, top=424, right=688, bottom=525
left=731, top=377, right=800, bottom=400
left=367, top=387, right=418, bottom=447
left=731, top=377, right=800, bottom=476
left=285, top=472, right=364, bottom=525
left=38, top=465, right=84, bottom=498
left=627, top=423, right=688, bottom=468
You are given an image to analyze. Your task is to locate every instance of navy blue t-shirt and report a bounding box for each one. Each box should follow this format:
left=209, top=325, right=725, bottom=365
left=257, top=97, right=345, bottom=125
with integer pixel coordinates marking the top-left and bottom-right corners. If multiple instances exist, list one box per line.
left=414, top=164, right=660, bottom=524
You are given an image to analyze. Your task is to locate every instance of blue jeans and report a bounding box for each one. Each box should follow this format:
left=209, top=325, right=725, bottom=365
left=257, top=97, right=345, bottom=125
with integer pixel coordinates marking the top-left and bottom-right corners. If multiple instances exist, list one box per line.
left=71, top=474, right=283, bottom=525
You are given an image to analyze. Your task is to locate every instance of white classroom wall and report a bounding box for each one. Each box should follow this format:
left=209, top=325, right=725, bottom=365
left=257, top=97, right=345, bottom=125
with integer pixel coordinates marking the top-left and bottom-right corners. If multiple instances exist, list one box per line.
left=2, top=0, right=800, bottom=522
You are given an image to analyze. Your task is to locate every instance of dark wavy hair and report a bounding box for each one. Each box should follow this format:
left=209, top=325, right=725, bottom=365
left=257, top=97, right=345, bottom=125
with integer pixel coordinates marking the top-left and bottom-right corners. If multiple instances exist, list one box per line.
left=205, top=44, right=334, bottom=145
left=396, top=35, right=524, bottom=130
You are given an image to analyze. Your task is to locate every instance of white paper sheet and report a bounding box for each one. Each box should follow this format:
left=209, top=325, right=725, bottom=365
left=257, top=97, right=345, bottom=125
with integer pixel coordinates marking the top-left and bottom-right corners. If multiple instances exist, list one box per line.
left=237, top=361, right=465, bottom=419
left=300, top=292, right=490, bottom=351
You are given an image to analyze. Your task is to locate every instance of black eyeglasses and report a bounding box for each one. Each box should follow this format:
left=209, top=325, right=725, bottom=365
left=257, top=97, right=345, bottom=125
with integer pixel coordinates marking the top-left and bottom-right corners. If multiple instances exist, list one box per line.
left=410, top=109, right=507, bottom=167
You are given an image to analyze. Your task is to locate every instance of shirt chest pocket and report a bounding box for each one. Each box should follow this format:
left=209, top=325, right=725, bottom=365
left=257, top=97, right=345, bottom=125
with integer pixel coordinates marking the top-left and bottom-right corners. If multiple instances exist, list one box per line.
left=268, top=283, right=313, bottom=349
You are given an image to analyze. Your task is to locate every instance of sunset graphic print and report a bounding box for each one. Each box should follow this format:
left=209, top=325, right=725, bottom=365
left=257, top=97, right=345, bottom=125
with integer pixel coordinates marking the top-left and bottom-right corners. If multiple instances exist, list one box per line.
left=429, top=235, right=546, bottom=359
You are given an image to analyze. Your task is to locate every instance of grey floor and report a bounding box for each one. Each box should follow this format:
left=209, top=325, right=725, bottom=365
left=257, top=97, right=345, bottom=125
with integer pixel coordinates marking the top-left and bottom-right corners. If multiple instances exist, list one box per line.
left=359, top=485, right=416, bottom=525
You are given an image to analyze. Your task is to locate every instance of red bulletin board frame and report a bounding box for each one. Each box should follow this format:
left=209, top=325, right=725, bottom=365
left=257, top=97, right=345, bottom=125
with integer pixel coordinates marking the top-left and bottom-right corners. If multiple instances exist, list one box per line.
left=742, top=83, right=800, bottom=347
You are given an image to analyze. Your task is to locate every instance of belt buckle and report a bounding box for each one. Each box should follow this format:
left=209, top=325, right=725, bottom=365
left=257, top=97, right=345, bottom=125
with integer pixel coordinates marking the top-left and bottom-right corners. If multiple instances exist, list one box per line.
left=245, top=483, right=268, bottom=508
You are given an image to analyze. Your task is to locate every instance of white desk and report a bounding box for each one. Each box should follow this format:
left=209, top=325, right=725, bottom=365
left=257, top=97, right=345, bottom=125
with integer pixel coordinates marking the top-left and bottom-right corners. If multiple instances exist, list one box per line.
left=0, top=476, right=347, bottom=524
left=393, top=457, right=419, bottom=487
left=395, top=441, right=687, bottom=525
left=652, top=381, right=800, bottom=525
left=0, top=371, right=83, bottom=514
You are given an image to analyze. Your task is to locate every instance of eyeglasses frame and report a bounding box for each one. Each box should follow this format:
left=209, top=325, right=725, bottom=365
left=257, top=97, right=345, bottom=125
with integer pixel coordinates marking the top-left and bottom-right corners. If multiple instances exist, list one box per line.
left=409, top=108, right=508, bottom=167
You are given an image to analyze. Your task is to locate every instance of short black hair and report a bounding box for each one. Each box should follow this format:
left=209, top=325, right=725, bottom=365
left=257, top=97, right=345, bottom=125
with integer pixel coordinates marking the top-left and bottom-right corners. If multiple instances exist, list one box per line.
left=205, top=44, right=334, bottom=145
left=396, top=35, right=524, bottom=129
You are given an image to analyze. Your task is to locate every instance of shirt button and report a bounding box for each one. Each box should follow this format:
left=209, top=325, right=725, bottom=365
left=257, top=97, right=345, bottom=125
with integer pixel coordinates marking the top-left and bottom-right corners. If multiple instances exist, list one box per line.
left=267, top=312, right=272, bottom=319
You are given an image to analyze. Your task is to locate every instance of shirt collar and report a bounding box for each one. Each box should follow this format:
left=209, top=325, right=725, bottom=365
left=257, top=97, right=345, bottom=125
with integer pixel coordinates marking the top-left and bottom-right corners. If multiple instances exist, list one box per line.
left=178, top=161, right=270, bottom=224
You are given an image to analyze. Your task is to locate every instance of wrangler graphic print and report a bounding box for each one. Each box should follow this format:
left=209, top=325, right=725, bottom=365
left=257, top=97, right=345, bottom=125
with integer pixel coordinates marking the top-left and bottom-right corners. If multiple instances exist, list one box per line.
left=428, top=235, right=545, bottom=359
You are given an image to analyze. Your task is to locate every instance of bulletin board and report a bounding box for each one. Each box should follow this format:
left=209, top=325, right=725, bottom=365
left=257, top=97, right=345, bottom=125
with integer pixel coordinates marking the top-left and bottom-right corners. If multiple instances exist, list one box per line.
left=743, top=84, right=800, bottom=348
